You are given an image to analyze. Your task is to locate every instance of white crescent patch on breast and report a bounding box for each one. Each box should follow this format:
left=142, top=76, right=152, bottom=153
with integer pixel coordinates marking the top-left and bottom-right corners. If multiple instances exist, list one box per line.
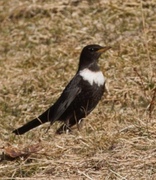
left=79, top=68, right=105, bottom=86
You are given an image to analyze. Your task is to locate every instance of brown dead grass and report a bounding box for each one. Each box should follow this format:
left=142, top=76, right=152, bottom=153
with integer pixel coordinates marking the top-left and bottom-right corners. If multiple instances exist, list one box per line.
left=0, top=0, right=156, bottom=179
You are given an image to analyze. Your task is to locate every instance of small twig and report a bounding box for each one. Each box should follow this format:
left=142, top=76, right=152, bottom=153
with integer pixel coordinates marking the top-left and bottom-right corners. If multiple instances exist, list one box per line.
left=147, top=87, right=156, bottom=118
left=133, top=67, right=148, bottom=101
left=109, top=168, right=127, bottom=180
left=119, top=125, right=135, bottom=133
left=78, top=170, right=93, bottom=180
left=140, top=0, right=153, bottom=78
left=133, top=67, right=145, bottom=90
left=45, top=125, right=51, bottom=134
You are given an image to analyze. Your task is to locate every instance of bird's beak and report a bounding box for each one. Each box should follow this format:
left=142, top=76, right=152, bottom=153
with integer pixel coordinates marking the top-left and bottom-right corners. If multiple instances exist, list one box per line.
left=97, top=46, right=111, bottom=53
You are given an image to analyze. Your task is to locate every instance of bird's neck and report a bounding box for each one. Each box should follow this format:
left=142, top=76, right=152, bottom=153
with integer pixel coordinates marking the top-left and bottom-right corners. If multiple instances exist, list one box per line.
left=78, top=61, right=100, bottom=72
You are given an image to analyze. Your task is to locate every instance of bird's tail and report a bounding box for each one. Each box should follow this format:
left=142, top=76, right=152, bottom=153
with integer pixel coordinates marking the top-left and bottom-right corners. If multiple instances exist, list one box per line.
left=12, top=108, right=52, bottom=135
left=12, top=117, right=45, bottom=135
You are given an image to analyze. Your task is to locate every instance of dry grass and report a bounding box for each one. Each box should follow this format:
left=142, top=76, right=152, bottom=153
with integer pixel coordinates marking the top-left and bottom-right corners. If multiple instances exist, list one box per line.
left=0, top=0, right=156, bottom=179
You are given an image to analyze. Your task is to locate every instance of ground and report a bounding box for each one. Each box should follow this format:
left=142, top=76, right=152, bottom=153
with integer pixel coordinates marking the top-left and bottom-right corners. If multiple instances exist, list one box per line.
left=0, top=0, right=156, bottom=179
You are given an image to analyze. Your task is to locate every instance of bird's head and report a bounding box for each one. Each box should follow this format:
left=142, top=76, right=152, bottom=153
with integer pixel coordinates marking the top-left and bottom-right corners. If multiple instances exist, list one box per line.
left=78, top=44, right=111, bottom=71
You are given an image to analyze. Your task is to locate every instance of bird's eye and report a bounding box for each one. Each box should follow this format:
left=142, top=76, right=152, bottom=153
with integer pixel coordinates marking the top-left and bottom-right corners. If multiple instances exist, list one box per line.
left=89, top=48, right=95, bottom=52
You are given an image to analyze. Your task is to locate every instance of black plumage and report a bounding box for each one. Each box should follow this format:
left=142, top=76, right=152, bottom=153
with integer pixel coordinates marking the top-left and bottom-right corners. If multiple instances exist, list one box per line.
left=13, top=44, right=110, bottom=135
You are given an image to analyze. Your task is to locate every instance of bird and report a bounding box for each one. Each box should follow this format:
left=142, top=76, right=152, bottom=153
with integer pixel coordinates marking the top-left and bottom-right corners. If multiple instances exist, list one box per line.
left=13, top=44, right=111, bottom=135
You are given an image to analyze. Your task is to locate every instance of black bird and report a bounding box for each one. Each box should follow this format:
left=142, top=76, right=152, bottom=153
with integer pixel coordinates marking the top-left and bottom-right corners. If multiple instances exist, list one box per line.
left=13, top=44, right=111, bottom=135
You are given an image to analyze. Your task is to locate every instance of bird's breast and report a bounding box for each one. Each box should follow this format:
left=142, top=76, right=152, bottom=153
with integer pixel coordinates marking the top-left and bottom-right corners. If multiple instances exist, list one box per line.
left=79, top=68, right=105, bottom=86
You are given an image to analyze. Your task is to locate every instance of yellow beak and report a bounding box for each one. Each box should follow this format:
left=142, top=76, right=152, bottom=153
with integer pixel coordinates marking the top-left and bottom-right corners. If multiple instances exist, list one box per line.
left=97, top=46, right=111, bottom=53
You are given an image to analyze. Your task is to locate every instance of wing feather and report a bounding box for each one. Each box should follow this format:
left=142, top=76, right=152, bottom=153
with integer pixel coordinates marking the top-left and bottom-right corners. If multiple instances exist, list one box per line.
left=40, top=75, right=82, bottom=124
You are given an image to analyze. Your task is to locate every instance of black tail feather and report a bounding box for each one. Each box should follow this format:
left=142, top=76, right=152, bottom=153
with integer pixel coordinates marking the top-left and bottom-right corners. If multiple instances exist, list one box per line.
left=12, top=108, right=52, bottom=135
left=12, top=118, right=45, bottom=135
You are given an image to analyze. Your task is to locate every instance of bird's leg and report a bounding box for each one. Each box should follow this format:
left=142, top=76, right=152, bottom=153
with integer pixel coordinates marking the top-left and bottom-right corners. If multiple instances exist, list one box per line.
left=56, top=119, right=76, bottom=134
left=55, top=124, right=71, bottom=134
left=77, top=119, right=84, bottom=131
left=73, top=111, right=83, bottom=131
left=64, top=119, right=70, bottom=134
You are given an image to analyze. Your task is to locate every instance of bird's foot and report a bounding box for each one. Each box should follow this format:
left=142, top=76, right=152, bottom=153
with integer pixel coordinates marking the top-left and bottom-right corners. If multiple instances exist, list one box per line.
left=55, top=124, right=72, bottom=134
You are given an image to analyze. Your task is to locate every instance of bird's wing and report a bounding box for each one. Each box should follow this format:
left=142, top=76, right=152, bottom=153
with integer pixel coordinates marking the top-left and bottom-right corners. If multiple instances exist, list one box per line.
left=46, top=75, right=82, bottom=123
